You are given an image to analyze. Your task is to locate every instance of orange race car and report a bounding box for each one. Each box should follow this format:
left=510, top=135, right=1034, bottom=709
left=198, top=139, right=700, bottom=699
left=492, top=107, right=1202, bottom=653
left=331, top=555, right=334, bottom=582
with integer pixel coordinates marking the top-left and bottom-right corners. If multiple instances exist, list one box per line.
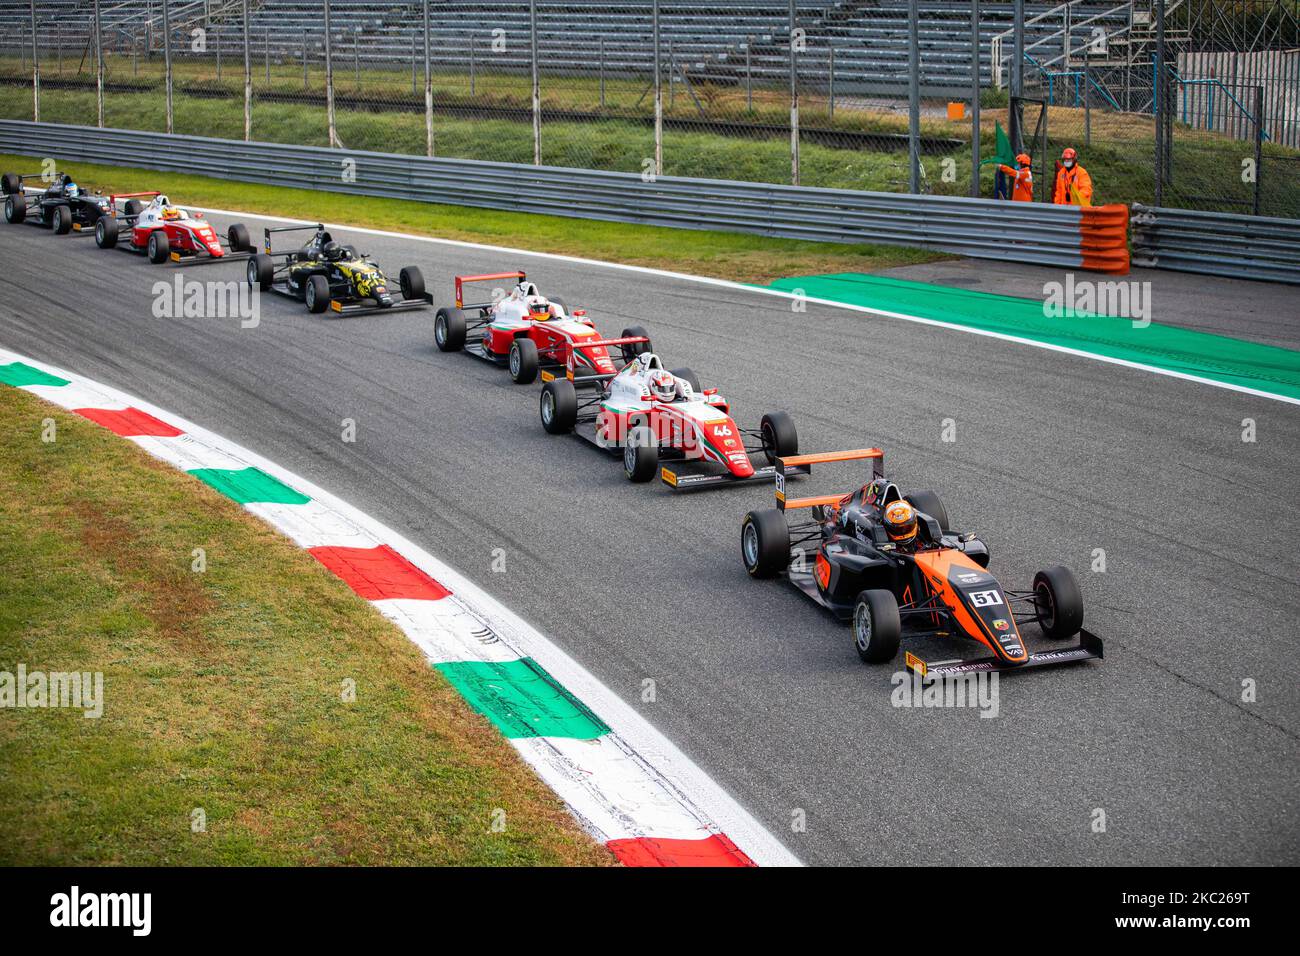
left=740, top=448, right=1102, bottom=679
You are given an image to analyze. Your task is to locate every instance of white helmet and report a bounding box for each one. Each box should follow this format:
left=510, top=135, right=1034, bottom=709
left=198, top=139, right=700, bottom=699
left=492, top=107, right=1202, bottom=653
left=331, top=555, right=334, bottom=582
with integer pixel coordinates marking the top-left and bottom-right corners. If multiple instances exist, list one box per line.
left=649, top=369, right=676, bottom=402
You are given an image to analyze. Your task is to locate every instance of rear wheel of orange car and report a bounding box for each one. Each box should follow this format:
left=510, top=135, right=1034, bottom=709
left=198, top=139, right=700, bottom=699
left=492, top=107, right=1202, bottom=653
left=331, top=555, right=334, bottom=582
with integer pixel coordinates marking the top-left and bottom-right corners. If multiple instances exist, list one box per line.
left=853, top=589, right=901, bottom=664
left=741, top=509, right=790, bottom=578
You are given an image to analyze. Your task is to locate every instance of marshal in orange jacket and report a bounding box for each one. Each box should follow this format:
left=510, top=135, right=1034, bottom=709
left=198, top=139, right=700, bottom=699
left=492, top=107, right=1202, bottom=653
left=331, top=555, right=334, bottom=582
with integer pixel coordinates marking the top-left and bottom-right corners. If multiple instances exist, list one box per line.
left=997, top=163, right=1034, bottom=202
left=1053, top=163, right=1094, bottom=205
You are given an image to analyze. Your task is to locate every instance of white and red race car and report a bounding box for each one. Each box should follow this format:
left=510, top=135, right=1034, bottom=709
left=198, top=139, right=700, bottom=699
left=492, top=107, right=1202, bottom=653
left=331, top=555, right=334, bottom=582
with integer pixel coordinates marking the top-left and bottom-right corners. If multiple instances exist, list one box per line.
left=539, top=349, right=804, bottom=490
left=94, top=193, right=253, bottom=264
left=434, top=271, right=651, bottom=385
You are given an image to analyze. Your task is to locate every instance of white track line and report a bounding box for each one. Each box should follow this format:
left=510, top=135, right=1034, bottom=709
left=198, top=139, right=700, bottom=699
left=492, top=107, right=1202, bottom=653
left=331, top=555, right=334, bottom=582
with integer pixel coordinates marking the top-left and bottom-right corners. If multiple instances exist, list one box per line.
left=0, top=346, right=802, bottom=868
left=191, top=204, right=1300, bottom=408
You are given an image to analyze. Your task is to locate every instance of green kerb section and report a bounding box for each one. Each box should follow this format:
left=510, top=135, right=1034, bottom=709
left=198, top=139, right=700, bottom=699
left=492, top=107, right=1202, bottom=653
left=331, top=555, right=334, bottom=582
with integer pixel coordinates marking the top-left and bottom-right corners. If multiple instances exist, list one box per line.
left=434, top=659, right=611, bottom=740
left=187, top=466, right=311, bottom=505
left=759, top=274, right=1300, bottom=401
left=0, top=362, right=71, bottom=388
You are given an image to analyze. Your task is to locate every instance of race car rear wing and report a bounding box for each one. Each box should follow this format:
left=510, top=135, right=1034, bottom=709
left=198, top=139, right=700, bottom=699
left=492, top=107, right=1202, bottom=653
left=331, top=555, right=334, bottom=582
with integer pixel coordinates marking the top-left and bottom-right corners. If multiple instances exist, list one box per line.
left=262, top=223, right=326, bottom=256
left=775, top=447, right=885, bottom=511
left=105, top=191, right=161, bottom=217
left=455, top=271, right=526, bottom=310
left=539, top=335, right=651, bottom=383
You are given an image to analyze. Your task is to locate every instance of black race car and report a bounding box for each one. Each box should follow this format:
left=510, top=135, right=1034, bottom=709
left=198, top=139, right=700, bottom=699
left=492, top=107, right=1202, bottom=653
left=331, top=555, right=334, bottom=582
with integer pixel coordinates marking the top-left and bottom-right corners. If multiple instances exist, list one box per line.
left=2, top=172, right=111, bottom=233
left=246, top=224, right=428, bottom=316
left=741, top=448, right=1103, bottom=679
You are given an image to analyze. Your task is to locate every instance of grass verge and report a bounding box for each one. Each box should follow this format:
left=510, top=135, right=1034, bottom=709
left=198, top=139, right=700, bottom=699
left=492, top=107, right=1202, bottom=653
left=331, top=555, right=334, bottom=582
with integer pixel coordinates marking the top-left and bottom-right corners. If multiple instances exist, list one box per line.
left=5, top=74, right=1298, bottom=216
left=0, top=385, right=613, bottom=865
left=0, top=151, right=944, bottom=282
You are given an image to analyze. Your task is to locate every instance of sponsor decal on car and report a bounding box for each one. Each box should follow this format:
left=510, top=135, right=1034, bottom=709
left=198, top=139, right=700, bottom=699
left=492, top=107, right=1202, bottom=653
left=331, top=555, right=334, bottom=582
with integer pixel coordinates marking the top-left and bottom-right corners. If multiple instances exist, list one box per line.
left=992, top=618, right=1010, bottom=631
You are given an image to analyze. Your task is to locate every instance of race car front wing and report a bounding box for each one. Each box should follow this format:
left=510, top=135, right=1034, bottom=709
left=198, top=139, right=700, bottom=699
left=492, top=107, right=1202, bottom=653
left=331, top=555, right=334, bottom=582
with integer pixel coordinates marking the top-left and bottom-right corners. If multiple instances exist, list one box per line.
left=903, top=630, right=1104, bottom=681
left=659, top=461, right=810, bottom=491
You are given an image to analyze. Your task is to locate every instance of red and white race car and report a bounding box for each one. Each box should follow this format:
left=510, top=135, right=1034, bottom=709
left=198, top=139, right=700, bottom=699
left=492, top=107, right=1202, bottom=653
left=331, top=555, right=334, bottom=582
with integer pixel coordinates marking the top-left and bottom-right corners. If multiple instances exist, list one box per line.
left=539, top=349, right=804, bottom=490
left=434, top=271, right=651, bottom=385
left=94, top=193, right=253, bottom=264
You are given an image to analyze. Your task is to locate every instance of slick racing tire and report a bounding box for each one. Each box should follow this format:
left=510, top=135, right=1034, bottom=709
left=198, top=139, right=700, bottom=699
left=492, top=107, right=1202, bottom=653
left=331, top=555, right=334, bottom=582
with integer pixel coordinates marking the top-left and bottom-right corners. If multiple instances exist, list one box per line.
left=509, top=337, right=540, bottom=384
left=0, top=172, right=19, bottom=195
left=51, top=205, right=72, bottom=235
left=247, top=253, right=273, bottom=290
left=548, top=294, right=569, bottom=316
left=1033, top=565, right=1084, bottom=639
left=434, top=307, right=467, bottom=352
left=4, top=191, right=25, bottom=224
left=227, top=222, right=252, bottom=252
left=853, top=589, right=901, bottom=664
left=741, top=509, right=791, bottom=579
left=399, top=266, right=425, bottom=301
left=124, top=199, right=144, bottom=217
left=147, top=230, right=170, bottom=264
left=623, top=425, right=658, bottom=483
left=305, top=275, right=331, bottom=314
left=540, top=379, right=577, bottom=434
left=759, top=411, right=798, bottom=465
left=905, top=490, right=950, bottom=533
left=620, top=325, right=651, bottom=363
left=669, top=367, right=702, bottom=395
left=95, top=215, right=118, bottom=248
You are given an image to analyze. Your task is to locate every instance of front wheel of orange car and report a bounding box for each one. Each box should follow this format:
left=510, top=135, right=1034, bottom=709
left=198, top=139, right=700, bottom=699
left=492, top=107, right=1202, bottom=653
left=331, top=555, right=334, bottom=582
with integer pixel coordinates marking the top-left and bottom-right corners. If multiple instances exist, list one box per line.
left=1033, top=565, right=1084, bottom=639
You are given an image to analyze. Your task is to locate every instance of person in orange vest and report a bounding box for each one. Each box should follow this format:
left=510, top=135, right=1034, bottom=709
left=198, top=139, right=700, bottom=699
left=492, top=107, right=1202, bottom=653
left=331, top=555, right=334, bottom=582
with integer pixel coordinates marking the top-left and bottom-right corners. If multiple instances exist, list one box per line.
left=1053, top=147, right=1094, bottom=206
left=996, top=153, right=1035, bottom=202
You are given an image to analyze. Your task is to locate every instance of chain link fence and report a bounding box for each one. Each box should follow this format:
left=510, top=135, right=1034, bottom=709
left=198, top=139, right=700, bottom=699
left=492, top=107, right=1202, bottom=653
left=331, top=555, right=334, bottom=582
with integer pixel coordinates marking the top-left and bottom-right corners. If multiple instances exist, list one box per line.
left=1, top=1, right=1297, bottom=217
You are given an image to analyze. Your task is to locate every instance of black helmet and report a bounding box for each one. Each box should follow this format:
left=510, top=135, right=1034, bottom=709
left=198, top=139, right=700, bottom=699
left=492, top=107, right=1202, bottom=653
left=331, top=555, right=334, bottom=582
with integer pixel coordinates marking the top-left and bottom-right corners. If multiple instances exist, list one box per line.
left=323, top=241, right=343, bottom=260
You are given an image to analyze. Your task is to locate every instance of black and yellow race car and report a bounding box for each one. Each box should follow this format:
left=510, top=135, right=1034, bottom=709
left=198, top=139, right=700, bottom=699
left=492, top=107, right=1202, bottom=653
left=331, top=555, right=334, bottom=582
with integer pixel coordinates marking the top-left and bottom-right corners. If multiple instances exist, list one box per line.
left=246, top=224, right=428, bottom=315
left=741, top=448, right=1103, bottom=680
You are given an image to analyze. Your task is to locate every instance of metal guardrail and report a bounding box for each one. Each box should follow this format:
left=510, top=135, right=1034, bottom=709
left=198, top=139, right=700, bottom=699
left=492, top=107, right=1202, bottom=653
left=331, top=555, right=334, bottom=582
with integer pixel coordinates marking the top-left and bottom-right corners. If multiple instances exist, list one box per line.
left=0, top=120, right=1103, bottom=270
left=1131, top=204, right=1300, bottom=285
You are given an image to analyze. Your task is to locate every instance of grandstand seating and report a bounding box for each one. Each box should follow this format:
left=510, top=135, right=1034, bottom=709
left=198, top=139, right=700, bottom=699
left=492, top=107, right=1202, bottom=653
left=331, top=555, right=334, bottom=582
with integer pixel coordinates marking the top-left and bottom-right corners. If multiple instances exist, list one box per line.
left=0, top=1, right=1135, bottom=95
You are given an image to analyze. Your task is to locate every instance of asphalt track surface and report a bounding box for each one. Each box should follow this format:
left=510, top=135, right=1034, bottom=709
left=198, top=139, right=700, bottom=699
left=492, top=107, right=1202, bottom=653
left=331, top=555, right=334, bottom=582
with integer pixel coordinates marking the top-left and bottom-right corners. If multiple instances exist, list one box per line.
left=2, top=215, right=1297, bottom=866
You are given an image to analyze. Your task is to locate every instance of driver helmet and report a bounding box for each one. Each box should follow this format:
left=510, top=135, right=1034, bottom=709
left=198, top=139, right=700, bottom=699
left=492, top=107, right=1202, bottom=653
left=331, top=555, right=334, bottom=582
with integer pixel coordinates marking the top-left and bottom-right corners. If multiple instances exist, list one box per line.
left=526, top=297, right=551, bottom=319
left=882, top=500, right=918, bottom=545
left=161, top=206, right=183, bottom=221
left=649, top=370, right=676, bottom=402
left=323, top=241, right=344, bottom=260
left=65, top=182, right=80, bottom=198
